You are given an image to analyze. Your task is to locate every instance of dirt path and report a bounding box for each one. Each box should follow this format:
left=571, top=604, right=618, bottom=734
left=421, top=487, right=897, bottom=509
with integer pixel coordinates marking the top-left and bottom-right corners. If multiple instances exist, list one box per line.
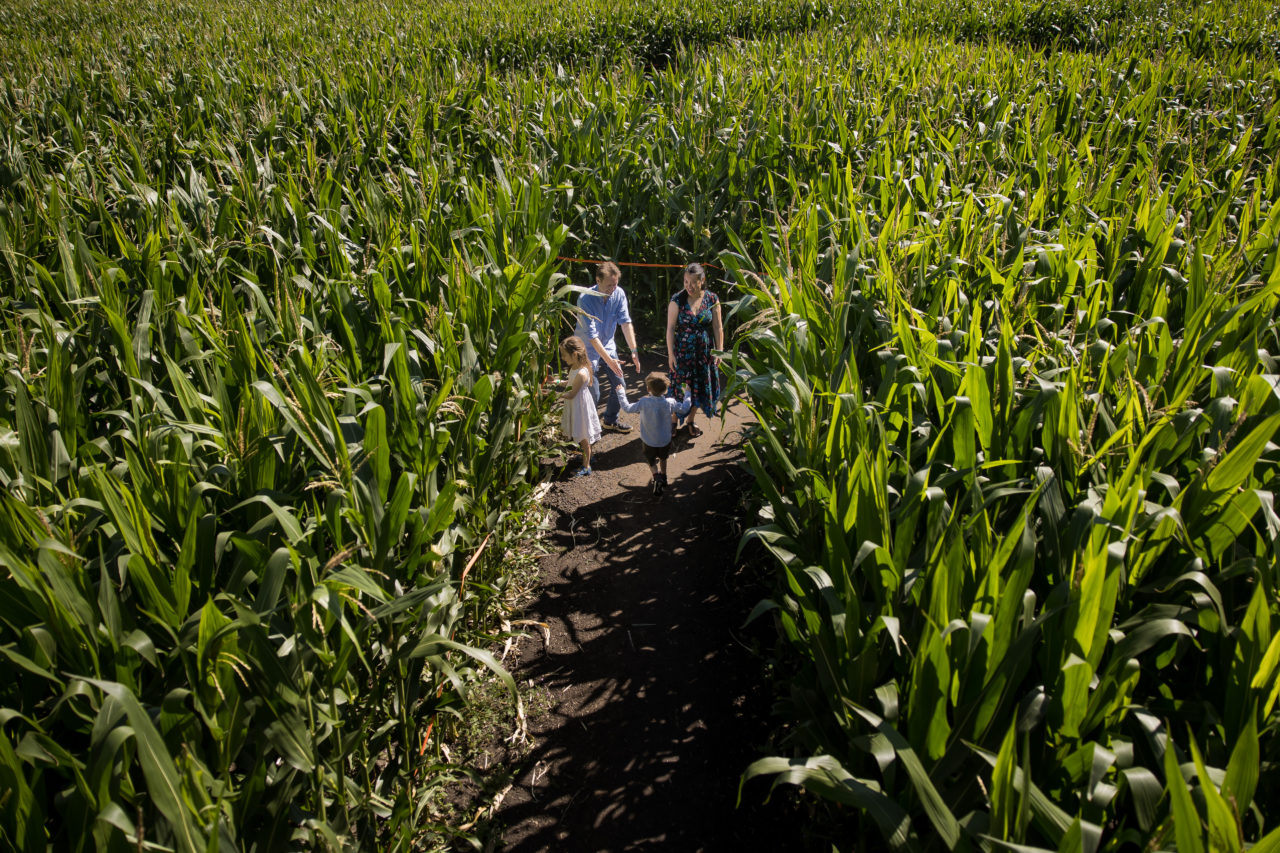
left=494, top=361, right=797, bottom=851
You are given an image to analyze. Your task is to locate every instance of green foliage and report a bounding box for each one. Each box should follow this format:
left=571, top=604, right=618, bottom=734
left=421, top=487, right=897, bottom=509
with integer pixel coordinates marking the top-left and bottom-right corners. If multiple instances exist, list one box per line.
left=0, top=3, right=577, bottom=841
left=2, top=0, right=1280, bottom=846
left=0, top=171, right=568, bottom=845
left=726, top=27, right=1280, bottom=853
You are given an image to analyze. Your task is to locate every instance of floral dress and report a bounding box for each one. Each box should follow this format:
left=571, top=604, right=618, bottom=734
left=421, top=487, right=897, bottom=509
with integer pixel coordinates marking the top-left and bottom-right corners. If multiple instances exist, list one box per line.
left=670, top=290, right=720, bottom=415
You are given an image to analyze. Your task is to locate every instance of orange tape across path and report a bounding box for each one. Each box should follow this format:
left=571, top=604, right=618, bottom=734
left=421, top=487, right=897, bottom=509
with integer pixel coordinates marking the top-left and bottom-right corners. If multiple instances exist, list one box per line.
left=556, top=256, right=722, bottom=270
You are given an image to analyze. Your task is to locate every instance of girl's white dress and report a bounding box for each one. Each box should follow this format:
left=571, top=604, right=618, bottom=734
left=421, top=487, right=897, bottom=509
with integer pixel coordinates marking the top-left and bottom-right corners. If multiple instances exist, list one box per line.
left=561, top=366, right=601, bottom=445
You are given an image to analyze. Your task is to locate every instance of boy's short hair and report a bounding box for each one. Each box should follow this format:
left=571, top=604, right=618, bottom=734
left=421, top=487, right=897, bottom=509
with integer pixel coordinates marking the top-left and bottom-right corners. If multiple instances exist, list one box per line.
left=645, top=372, right=668, bottom=395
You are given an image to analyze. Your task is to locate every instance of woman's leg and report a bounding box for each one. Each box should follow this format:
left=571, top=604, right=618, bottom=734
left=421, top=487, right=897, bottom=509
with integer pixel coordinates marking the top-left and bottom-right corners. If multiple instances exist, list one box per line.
left=687, top=406, right=707, bottom=436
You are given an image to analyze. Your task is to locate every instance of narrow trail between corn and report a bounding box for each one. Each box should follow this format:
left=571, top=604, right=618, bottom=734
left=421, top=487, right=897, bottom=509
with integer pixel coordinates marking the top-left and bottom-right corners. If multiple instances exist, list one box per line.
left=494, top=355, right=797, bottom=851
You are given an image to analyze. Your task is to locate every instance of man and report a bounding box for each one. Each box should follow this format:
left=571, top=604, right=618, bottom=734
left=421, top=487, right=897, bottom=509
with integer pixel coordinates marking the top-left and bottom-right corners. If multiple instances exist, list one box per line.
left=574, top=261, right=641, bottom=431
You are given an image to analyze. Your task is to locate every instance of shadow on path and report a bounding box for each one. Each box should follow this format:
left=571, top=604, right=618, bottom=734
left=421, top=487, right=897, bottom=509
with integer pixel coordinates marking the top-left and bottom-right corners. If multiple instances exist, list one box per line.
left=495, top=379, right=799, bottom=851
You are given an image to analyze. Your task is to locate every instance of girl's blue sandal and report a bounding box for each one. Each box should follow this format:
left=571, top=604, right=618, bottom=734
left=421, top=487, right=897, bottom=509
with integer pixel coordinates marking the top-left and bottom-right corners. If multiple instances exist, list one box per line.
left=573, top=467, right=593, bottom=478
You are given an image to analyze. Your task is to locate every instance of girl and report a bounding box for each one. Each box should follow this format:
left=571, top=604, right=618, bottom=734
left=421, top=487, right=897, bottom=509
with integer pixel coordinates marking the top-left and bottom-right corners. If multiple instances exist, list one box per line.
left=559, top=335, right=601, bottom=476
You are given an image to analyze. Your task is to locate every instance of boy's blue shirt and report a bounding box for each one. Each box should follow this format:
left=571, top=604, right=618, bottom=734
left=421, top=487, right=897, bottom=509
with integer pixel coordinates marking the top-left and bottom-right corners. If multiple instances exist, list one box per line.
left=615, top=387, right=692, bottom=448
left=574, top=287, right=632, bottom=367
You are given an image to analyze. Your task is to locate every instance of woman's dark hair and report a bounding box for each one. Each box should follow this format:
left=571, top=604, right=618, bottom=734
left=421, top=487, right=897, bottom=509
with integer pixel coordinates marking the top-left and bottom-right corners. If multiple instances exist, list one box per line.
left=684, top=262, right=706, bottom=279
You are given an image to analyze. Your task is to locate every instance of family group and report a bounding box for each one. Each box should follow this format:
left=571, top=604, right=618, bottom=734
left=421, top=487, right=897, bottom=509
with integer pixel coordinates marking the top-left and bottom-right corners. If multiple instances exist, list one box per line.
left=557, top=261, right=724, bottom=496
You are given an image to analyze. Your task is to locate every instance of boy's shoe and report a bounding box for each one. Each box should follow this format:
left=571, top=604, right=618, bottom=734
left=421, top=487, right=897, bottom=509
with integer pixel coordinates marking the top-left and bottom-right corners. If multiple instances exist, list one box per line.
left=654, top=472, right=667, bottom=496
left=602, top=420, right=632, bottom=432
left=650, top=476, right=661, bottom=496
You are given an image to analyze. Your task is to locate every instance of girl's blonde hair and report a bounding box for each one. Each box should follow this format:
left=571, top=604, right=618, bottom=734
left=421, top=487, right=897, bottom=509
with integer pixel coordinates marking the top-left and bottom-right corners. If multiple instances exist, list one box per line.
left=560, top=335, right=589, bottom=367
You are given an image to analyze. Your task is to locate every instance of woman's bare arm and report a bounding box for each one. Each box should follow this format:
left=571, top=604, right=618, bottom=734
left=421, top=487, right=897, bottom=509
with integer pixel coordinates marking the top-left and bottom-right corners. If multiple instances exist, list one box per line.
left=712, top=300, right=724, bottom=363
left=666, top=301, right=678, bottom=369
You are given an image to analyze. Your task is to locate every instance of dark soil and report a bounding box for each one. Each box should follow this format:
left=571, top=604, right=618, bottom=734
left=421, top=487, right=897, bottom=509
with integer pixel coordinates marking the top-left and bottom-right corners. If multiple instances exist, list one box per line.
left=493, top=359, right=801, bottom=851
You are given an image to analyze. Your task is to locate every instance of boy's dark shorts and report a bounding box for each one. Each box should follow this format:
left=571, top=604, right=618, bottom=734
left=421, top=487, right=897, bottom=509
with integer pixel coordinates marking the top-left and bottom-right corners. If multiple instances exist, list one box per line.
left=643, top=441, right=672, bottom=463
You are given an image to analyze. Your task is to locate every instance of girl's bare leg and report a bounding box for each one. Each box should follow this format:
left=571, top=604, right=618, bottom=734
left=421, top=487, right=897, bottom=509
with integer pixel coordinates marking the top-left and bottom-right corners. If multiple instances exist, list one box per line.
left=581, top=439, right=592, bottom=470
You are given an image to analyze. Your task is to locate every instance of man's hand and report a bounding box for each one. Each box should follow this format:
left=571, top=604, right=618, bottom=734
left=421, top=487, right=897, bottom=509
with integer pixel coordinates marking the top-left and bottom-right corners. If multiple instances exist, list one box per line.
left=630, top=352, right=641, bottom=372
left=608, top=356, right=624, bottom=379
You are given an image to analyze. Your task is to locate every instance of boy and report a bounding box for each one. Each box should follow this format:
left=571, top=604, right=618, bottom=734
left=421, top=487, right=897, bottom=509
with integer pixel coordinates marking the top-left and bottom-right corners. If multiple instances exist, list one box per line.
left=615, top=373, right=692, bottom=496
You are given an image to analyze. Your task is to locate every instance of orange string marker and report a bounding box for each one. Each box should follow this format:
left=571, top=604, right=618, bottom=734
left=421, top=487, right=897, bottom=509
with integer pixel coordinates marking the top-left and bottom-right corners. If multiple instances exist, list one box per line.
left=556, top=256, right=722, bottom=270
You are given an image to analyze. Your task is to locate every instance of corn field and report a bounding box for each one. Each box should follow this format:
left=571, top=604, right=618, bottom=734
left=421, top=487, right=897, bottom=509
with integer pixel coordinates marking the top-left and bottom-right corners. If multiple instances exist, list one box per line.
left=726, top=19, right=1280, bottom=853
left=1, top=0, right=1278, bottom=848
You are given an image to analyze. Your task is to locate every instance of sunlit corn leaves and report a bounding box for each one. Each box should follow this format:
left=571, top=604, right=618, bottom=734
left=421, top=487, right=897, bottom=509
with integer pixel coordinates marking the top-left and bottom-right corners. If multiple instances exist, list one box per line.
left=725, top=22, right=1280, bottom=853
left=3, top=0, right=1280, bottom=847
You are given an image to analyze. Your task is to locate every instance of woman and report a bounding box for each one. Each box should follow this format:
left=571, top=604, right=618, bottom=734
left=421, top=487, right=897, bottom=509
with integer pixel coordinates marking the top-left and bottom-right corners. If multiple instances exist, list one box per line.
left=666, top=262, right=723, bottom=438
